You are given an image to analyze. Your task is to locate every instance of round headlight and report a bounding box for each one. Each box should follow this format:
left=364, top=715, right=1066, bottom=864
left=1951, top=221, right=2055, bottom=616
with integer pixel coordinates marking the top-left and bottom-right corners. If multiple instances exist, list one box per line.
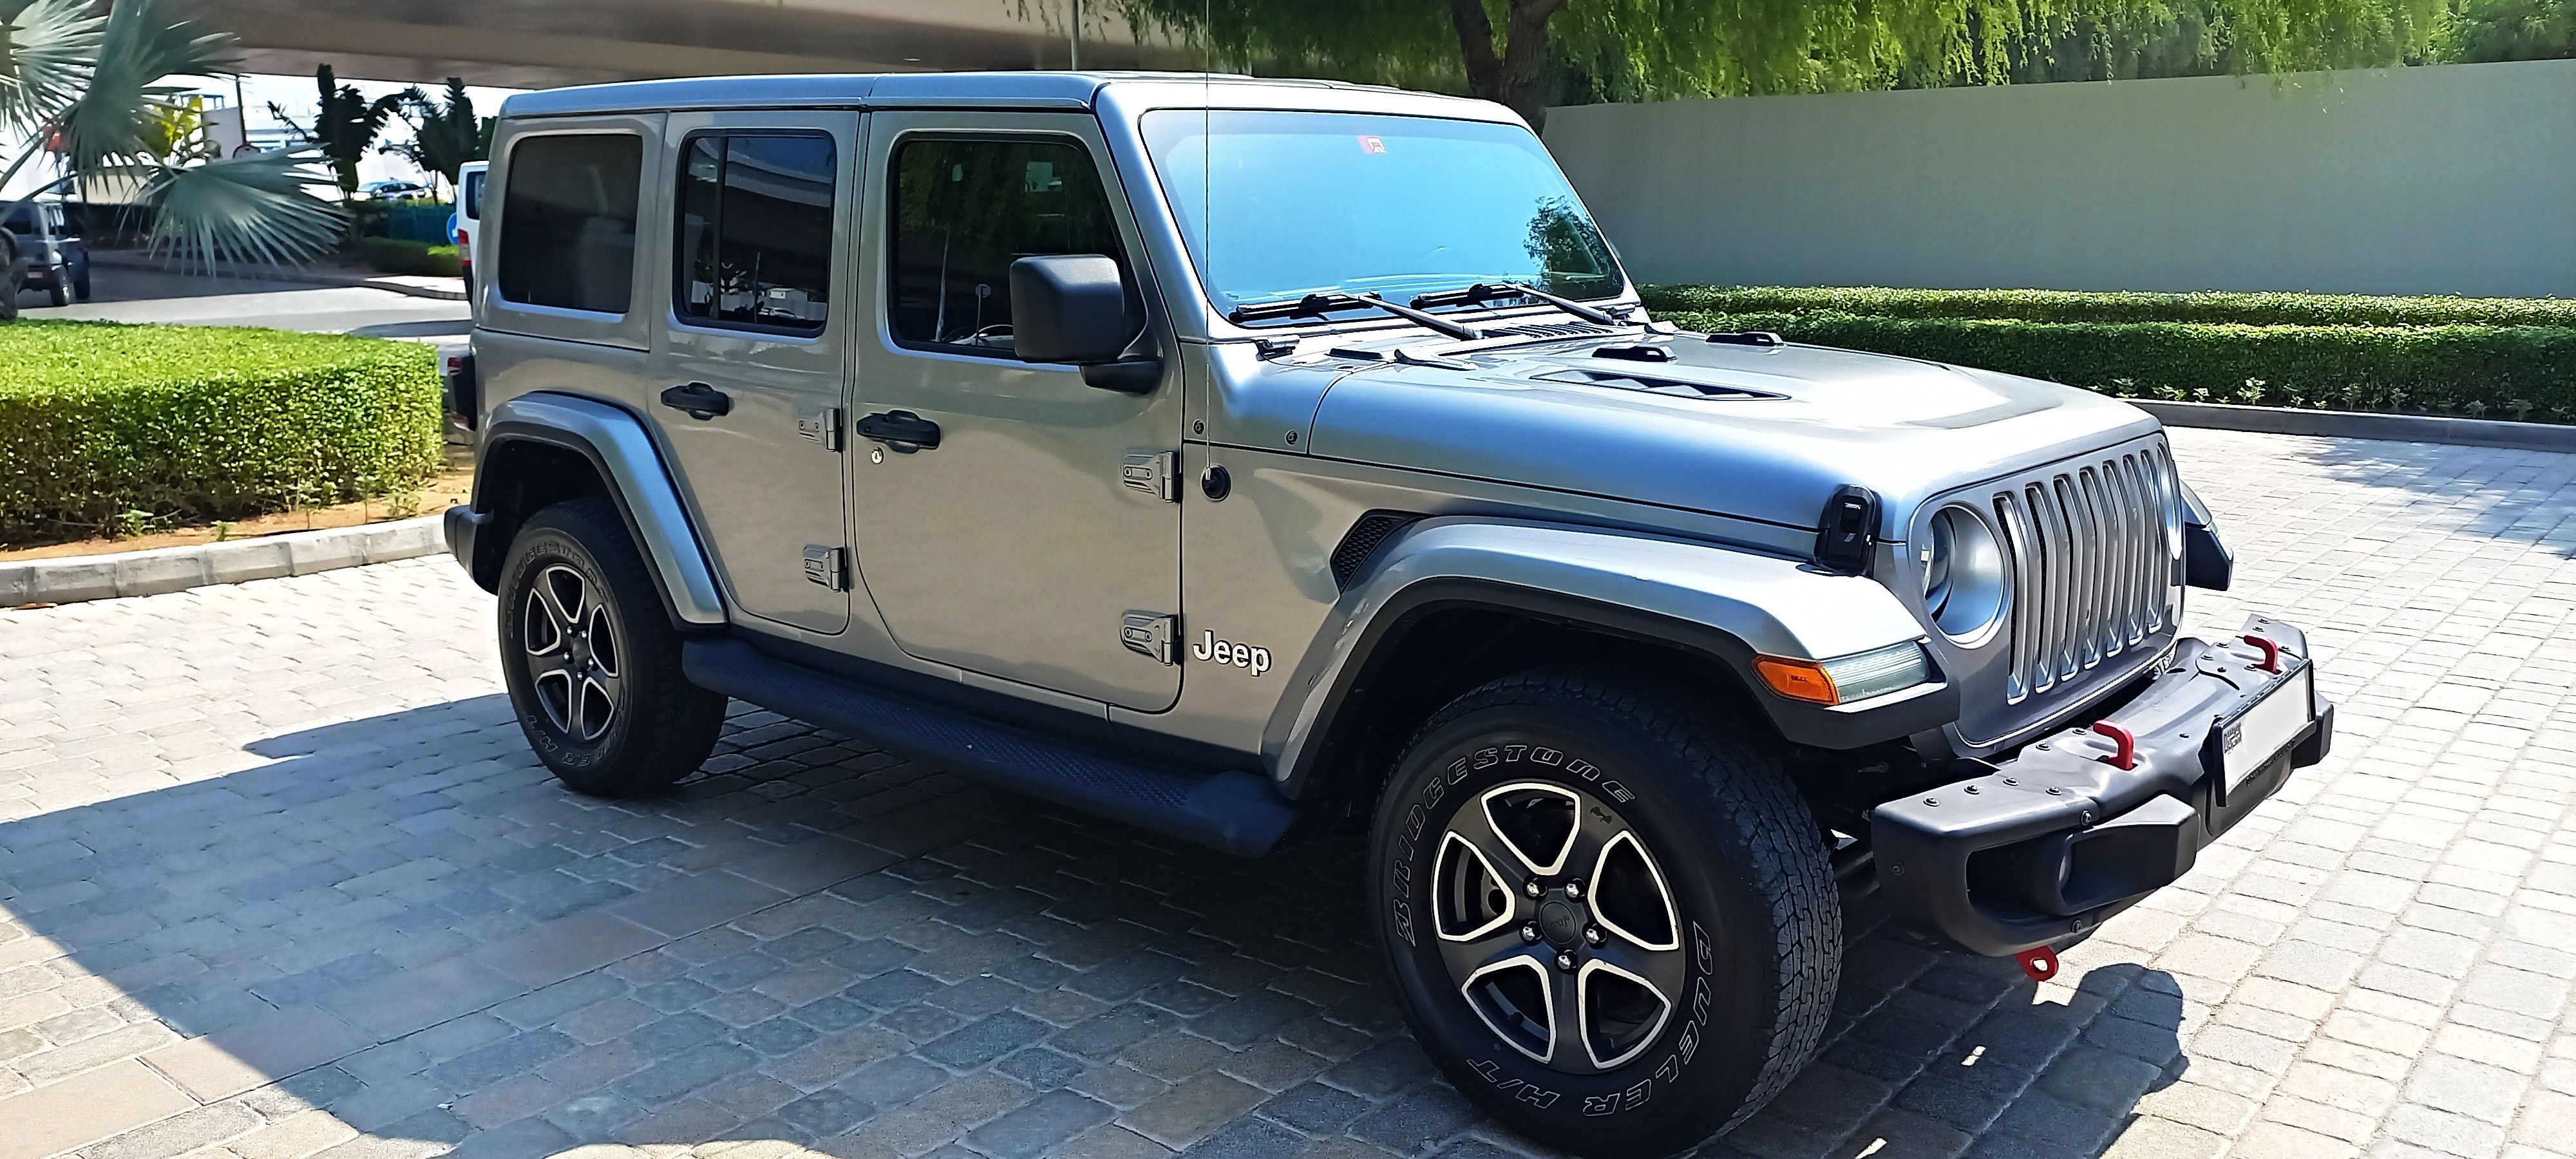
left=1924, top=505, right=2007, bottom=643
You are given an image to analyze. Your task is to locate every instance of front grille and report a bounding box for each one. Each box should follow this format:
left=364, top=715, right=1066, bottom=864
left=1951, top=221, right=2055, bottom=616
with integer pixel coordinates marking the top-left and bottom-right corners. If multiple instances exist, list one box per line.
left=1987, top=443, right=2178, bottom=704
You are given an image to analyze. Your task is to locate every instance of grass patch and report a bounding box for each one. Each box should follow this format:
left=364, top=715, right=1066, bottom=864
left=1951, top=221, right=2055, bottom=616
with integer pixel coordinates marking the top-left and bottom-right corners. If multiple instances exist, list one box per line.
left=0, top=320, right=444, bottom=543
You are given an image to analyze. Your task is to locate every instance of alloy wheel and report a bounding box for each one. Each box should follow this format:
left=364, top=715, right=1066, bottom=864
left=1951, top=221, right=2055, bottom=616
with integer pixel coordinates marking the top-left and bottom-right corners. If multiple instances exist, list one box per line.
left=1433, top=780, right=1687, bottom=1073
left=521, top=563, right=622, bottom=742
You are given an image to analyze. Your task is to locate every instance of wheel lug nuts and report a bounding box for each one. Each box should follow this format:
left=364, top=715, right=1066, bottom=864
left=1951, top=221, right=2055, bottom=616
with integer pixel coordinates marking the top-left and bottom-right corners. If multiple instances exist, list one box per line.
left=1555, top=952, right=1577, bottom=972
left=1522, top=880, right=1543, bottom=899
left=1585, top=927, right=1605, bottom=946
left=1521, top=923, right=1540, bottom=943
left=1564, top=880, right=1584, bottom=900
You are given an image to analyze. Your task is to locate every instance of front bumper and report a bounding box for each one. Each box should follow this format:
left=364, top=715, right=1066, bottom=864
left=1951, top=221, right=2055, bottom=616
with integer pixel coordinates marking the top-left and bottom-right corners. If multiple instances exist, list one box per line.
left=1872, top=614, right=2332, bottom=956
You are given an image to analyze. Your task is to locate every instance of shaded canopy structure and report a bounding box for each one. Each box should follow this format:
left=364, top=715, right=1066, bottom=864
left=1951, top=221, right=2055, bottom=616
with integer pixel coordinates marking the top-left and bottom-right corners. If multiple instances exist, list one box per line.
left=174, top=0, right=1195, bottom=90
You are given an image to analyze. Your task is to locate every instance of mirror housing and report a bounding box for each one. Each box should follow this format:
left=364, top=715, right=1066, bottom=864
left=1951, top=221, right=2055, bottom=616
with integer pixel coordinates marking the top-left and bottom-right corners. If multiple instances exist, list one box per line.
left=1010, top=254, right=1141, bottom=365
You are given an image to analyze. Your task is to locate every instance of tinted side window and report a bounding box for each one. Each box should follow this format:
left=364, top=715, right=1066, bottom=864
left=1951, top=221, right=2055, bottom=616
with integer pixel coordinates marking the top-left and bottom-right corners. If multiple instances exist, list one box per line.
left=498, top=133, right=641, bottom=314
left=462, top=170, right=484, bottom=220
left=676, top=133, right=835, bottom=333
left=889, top=137, right=1122, bottom=353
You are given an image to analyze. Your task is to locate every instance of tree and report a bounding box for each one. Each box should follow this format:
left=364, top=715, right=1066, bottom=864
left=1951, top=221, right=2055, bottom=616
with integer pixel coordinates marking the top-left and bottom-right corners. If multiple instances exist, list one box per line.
left=267, top=63, right=404, bottom=198
left=382, top=78, right=493, bottom=193
left=2432, top=0, right=2576, bottom=61
left=0, top=0, right=344, bottom=319
left=1109, top=0, right=2445, bottom=129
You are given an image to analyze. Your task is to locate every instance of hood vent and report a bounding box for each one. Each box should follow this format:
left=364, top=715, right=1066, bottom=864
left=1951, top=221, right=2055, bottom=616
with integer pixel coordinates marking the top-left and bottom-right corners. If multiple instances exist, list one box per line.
left=1533, top=368, right=1785, bottom=401
left=1492, top=321, right=1615, bottom=339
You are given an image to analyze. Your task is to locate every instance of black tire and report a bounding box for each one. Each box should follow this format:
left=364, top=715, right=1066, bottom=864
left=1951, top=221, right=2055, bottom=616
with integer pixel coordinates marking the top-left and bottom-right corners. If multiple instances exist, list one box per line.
left=498, top=499, right=724, bottom=796
left=72, top=272, right=90, bottom=303
left=1368, top=670, right=1839, bottom=1158
left=44, top=280, right=68, bottom=308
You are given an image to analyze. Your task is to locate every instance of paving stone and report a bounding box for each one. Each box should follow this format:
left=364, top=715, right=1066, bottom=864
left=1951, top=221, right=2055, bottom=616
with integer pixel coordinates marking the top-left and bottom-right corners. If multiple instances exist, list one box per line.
left=2, top=434, right=2574, bottom=1159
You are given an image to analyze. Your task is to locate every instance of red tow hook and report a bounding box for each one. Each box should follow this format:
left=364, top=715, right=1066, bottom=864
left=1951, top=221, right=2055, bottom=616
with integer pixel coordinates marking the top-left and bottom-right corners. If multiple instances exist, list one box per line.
left=2240, top=633, right=2283, bottom=674
left=2090, top=720, right=2137, bottom=771
left=2014, top=945, right=2060, bottom=982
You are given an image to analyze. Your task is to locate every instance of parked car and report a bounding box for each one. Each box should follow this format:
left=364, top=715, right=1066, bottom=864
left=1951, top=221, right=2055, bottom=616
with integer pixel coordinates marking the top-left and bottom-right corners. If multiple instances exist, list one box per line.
left=440, top=72, right=2331, bottom=1158
left=453, top=160, right=485, bottom=297
left=359, top=178, right=431, bottom=200
left=3, top=199, right=90, bottom=306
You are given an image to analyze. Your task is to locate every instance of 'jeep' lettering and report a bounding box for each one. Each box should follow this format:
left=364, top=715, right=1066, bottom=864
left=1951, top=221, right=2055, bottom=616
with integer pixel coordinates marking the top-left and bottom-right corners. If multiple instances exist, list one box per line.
left=1191, top=630, right=1271, bottom=675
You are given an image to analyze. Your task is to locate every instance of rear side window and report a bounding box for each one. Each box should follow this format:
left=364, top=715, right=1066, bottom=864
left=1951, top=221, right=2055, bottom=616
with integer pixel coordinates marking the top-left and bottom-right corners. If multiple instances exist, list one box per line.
left=498, top=133, right=641, bottom=314
left=675, top=133, right=835, bottom=333
left=461, top=169, right=485, bottom=220
left=887, top=136, right=1123, bottom=354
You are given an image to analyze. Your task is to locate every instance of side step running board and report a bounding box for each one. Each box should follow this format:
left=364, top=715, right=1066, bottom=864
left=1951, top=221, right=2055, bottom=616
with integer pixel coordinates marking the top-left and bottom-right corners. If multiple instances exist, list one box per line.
left=681, top=639, right=1298, bottom=858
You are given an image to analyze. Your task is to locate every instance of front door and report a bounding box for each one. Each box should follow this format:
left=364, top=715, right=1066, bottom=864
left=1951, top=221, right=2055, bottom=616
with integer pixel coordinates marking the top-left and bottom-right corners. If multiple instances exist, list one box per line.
left=848, top=112, right=1182, bottom=711
left=650, top=110, right=858, bottom=635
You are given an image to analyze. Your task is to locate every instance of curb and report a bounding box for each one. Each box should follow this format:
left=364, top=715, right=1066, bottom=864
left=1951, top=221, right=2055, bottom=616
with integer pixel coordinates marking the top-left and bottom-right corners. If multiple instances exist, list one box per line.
left=2134, top=399, right=2576, bottom=454
left=89, top=251, right=468, bottom=301
left=1, top=516, right=445, bottom=607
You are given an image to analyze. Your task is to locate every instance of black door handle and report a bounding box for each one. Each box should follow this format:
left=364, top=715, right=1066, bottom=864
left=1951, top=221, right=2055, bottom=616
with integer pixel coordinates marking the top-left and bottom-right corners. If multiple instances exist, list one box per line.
left=659, top=382, right=732, bottom=420
left=856, top=410, right=942, bottom=451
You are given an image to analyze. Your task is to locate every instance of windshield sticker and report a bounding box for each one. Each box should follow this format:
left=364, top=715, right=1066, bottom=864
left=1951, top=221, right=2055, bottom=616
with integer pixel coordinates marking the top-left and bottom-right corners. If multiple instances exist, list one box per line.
left=1357, top=135, right=1387, bottom=154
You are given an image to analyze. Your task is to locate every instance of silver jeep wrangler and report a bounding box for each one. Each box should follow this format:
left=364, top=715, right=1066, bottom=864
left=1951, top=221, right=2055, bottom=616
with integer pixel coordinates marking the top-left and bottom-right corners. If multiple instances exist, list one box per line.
left=442, top=71, right=2330, bottom=1156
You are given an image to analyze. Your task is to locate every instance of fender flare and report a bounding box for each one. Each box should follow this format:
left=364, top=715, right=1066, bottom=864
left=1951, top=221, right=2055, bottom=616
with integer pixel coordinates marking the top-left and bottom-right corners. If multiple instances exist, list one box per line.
left=468, top=391, right=726, bottom=628
left=1265, top=518, right=1957, bottom=795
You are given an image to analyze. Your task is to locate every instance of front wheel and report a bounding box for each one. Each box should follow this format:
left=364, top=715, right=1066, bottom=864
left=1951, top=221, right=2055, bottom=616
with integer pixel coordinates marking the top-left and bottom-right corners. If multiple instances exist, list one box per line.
left=498, top=500, right=724, bottom=796
left=44, top=280, right=68, bottom=308
left=1370, top=670, right=1841, bottom=1158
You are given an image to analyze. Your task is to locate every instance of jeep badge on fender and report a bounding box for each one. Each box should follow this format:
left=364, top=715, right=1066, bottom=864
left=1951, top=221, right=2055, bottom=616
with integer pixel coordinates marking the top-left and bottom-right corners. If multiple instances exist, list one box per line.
left=442, top=70, right=2329, bottom=1159
left=1192, top=630, right=1270, bottom=675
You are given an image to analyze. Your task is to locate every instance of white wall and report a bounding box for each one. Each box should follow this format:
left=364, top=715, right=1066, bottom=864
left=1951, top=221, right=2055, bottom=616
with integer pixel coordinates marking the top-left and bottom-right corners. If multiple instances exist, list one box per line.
left=1544, top=60, right=2576, bottom=297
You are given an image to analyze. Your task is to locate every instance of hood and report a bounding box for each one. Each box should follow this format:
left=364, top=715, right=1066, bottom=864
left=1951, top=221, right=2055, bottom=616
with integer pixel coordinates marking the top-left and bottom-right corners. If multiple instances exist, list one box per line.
left=1301, top=330, right=2161, bottom=539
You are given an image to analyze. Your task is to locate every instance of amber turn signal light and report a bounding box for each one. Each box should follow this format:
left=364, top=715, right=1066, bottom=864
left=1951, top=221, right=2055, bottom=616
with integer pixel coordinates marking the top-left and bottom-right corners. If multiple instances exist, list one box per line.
left=1754, top=656, right=1839, bottom=706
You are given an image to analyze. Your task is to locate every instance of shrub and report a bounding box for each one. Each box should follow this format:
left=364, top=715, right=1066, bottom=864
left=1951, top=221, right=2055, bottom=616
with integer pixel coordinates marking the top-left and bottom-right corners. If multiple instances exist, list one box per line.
left=1641, top=285, right=2576, bottom=329
left=1654, top=309, right=2576, bottom=422
left=359, top=236, right=462, bottom=278
left=0, top=321, right=444, bottom=542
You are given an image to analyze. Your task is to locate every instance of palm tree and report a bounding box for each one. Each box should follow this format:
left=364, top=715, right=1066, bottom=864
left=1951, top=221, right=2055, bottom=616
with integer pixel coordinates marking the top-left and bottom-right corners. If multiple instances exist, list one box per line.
left=0, top=0, right=345, bottom=319
left=383, top=78, right=493, bottom=198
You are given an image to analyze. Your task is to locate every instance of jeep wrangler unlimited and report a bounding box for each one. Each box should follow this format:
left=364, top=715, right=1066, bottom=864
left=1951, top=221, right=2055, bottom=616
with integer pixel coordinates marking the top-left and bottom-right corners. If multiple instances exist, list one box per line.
left=442, top=71, right=2330, bottom=1156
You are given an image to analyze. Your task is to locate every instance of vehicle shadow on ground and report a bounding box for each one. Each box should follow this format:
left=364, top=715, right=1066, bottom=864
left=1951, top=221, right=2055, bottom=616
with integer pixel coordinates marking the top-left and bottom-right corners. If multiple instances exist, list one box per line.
left=0, top=695, right=2184, bottom=1159
left=2272, top=433, right=2576, bottom=559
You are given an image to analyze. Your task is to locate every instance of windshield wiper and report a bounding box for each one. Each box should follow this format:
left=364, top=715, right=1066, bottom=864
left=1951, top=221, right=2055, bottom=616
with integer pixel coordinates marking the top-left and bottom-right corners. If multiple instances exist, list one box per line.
left=1410, top=281, right=1624, bottom=327
left=1228, top=292, right=1484, bottom=343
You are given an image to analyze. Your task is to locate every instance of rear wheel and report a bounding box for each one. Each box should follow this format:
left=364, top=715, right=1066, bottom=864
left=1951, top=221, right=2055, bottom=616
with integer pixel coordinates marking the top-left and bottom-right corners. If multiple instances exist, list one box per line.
left=71, top=270, right=90, bottom=302
left=498, top=500, right=724, bottom=796
left=1370, top=670, right=1839, bottom=1158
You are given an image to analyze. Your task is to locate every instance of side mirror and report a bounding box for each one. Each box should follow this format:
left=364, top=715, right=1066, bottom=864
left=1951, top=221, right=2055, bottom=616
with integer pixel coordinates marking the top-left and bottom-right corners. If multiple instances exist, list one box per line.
left=1009, top=254, right=1159, bottom=392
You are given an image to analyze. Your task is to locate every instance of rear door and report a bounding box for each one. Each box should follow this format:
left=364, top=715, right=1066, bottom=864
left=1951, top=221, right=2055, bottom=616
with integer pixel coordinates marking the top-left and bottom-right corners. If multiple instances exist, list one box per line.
left=648, top=110, right=860, bottom=635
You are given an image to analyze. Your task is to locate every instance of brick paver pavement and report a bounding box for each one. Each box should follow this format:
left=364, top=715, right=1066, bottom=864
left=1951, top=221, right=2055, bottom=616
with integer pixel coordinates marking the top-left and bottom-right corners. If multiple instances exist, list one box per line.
left=4, top=428, right=2575, bottom=1159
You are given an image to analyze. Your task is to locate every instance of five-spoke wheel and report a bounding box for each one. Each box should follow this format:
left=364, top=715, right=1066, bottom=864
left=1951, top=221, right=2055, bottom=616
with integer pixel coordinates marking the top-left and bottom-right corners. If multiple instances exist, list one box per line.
left=520, top=563, right=623, bottom=742
left=1372, top=670, right=1841, bottom=1159
left=1435, top=782, right=1684, bottom=1072
left=497, top=500, right=724, bottom=796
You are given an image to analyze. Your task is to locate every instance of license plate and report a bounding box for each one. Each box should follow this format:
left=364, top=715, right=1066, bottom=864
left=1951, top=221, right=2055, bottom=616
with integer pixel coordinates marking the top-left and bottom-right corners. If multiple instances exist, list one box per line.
left=2221, top=663, right=2314, bottom=791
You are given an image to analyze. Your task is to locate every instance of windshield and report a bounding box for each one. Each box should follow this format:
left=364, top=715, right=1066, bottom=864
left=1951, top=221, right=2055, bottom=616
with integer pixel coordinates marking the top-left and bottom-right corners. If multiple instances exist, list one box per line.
left=1139, top=109, right=1624, bottom=321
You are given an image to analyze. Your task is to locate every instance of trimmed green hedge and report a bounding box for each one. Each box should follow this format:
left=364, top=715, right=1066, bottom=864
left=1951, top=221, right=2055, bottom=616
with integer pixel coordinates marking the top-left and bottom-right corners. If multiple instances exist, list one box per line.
left=359, top=237, right=462, bottom=278
left=1654, top=309, right=2576, bottom=422
left=1641, top=285, right=2576, bottom=328
left=0, top=321, right=443, bottom=541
